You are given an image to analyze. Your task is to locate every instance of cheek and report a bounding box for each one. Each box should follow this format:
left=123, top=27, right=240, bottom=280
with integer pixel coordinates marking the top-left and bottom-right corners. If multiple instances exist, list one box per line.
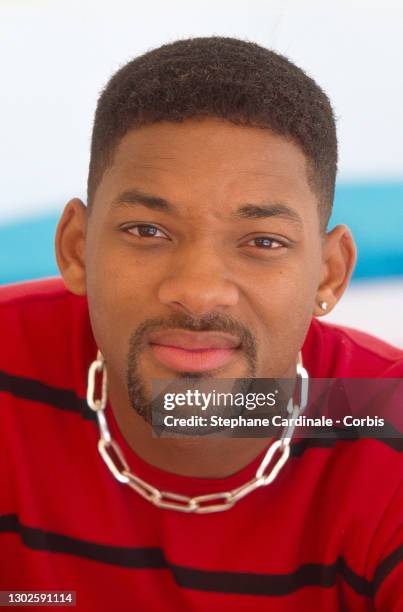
left=248, top=256, right=321, bottom=373
left=252, top=248, right=320, bottom=316
left=85, top=242, right=165, bottom=373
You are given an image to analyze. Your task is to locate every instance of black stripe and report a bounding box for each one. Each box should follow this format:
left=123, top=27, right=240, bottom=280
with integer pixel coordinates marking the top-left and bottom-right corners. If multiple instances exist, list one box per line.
left=2, top=370, right=402, bottom=452
left=0, top=370, right=94, bottom=420
left=372, top=545, right=403, bottom=595
left=0, top=514, right=165, bottom=568
left=0, top=513, right=386, bottom=598
left=170, top=557, right=371, bottom=597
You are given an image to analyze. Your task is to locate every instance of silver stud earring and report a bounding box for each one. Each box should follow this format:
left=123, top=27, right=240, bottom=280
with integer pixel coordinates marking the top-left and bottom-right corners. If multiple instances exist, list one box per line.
left=319, top=301, right=328, bottom=311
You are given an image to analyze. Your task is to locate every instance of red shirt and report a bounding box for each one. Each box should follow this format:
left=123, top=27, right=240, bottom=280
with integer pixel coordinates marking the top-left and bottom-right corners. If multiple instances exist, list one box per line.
left=1, top=277, right=402, bottom=611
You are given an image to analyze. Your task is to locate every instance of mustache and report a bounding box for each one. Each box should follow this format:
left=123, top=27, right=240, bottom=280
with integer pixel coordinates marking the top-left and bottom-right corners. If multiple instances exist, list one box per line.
left=127, top=311, right=257, bottom=358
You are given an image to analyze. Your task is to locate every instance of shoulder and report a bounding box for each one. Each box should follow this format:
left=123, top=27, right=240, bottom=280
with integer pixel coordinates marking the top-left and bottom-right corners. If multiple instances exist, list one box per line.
left=0, top=276, right=68, bottom=305
left=0, top=277, right=76, bottom=332
left=302, top=317, right=403, bottom=377
left=0, top=277, right=95, bottom=389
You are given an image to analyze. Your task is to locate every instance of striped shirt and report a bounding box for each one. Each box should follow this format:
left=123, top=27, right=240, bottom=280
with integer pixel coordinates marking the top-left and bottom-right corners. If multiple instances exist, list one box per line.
left=1, top=277, right=402, bottom=611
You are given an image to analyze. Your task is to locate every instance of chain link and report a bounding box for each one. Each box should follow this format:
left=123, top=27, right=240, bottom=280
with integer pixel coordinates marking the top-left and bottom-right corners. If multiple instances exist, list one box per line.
left=87, top=350, right=308, bottom=513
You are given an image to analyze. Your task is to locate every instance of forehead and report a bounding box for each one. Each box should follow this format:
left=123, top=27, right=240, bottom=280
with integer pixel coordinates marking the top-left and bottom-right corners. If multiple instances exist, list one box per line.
left=94, top=118, right=317, bottom=221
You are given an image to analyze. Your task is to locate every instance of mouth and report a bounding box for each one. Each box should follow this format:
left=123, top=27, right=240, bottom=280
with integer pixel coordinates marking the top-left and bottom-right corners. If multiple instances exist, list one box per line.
left=148, top=330, right=242, bottom=373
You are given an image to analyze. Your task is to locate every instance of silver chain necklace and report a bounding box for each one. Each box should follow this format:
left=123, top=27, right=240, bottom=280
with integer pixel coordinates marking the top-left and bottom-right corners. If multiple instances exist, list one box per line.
left=87, top=351, right=309, bottom=513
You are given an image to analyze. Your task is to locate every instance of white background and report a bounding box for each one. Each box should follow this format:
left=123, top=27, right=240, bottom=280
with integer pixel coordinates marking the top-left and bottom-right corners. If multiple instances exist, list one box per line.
left=1, top=0, right=402, bottom=221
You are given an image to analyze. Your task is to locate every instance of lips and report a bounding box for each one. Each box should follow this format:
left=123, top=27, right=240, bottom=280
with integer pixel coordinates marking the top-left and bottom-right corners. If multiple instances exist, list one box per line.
left=148, top=330, right=241, bottom=372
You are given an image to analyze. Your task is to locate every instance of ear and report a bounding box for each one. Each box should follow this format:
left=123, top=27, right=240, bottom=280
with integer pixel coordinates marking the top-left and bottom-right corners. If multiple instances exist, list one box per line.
left=314, top=224, right=357, bottom=317
left=55, top=198, right=87, bottom=296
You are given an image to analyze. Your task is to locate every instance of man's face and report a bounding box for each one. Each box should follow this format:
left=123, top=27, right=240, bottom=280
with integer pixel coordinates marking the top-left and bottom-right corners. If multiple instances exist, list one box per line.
left=84, top=118, right=324, bottom=421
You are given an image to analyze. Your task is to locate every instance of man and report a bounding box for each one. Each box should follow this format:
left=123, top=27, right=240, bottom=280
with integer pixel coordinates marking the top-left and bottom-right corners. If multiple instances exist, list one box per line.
left=0, top=37, right=402, bottom=611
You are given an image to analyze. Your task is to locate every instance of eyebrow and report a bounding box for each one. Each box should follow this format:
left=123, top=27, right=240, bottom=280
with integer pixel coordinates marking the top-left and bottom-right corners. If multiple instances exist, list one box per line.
left=112, top=189, right=175, bottom=213
left=112, top=189, right=303, bottom=227
left=233, top=203, right=303, bottom=226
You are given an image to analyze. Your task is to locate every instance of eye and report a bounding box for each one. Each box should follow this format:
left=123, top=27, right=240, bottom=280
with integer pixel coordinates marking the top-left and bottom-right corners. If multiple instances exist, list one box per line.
left=124, top=224, right=169, bottom=239
left=246, top=236, right=285, bottom=249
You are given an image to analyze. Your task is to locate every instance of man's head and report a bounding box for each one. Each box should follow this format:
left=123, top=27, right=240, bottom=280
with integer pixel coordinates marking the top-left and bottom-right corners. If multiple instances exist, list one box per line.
left=56, top=37, right=356, bottom=425
left=87, top=36, right=337, bottom=229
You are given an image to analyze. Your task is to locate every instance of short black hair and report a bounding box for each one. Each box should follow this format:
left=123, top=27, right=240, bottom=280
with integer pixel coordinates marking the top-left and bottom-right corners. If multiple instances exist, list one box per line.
left=88, top=36, right=337, bottom=227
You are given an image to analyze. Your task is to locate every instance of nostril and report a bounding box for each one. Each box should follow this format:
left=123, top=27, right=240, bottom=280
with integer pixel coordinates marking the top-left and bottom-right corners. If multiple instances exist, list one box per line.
left=157, top=275, right=239, bottom=315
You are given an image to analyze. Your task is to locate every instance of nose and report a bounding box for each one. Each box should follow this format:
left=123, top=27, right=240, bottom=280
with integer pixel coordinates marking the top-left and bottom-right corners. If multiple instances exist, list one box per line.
left=157, top=244, right=240, bottom=317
